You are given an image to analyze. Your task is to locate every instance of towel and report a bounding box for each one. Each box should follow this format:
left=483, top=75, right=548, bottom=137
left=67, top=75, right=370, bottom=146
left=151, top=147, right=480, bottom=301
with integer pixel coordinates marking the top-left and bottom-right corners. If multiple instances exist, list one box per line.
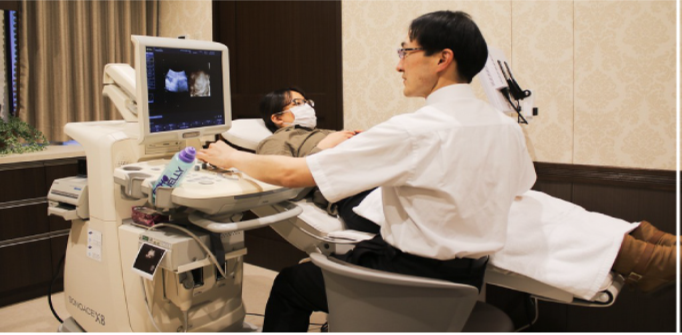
left=354, top=189, right=638, bottom=300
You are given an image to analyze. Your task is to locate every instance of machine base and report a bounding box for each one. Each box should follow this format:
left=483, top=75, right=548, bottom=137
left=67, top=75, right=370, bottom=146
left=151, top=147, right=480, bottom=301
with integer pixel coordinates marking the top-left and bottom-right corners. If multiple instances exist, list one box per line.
left=57, top=317, right=85, bottom=332
left=57, top=317, right=260, bottom=333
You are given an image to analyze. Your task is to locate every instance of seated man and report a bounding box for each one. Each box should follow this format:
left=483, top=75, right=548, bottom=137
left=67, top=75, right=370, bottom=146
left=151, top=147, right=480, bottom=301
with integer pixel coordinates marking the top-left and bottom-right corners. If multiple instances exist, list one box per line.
left=199, top=10, right=536, bottom=331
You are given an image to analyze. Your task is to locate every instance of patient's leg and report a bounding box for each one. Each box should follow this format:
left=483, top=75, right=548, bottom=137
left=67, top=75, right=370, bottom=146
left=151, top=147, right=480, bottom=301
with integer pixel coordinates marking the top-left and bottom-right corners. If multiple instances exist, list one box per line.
left=630, top=220, right=679, bottom=246
left=612, top=234, right=678, bottom=294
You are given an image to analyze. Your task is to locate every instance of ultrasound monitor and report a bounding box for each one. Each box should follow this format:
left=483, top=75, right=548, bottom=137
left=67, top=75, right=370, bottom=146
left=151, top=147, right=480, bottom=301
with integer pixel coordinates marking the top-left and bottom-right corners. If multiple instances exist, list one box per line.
left=131, top=35, right=231, bottom=145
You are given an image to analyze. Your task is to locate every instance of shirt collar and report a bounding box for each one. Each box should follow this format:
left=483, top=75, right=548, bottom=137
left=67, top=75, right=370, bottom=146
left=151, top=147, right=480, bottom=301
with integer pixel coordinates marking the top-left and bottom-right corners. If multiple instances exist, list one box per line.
left=273, top=126, right=292, bottom=134
left=425, top=84, right=475, bottom=105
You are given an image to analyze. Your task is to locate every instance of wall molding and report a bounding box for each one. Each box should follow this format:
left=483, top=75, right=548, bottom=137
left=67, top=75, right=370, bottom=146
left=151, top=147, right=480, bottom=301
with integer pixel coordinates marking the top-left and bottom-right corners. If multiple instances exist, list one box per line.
left=533, top=162, right=676, bottom=192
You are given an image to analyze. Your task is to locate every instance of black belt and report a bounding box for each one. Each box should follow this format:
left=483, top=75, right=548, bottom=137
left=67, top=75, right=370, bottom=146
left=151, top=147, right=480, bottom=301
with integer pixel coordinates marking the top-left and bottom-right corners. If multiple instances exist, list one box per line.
left=391, top=244, right=489, bottom=270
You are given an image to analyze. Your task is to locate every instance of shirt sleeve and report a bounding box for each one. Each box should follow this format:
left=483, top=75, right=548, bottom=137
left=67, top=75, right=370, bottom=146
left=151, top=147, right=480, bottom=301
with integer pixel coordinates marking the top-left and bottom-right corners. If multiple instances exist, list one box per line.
left=306, top=118, right=414, bottom=203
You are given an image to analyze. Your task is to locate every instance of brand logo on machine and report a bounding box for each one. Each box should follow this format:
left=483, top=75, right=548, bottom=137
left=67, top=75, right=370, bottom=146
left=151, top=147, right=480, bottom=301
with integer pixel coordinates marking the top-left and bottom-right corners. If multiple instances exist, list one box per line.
left=68, top=296, right=105, bottom=326
left=182, top=131, right=200, bottom=138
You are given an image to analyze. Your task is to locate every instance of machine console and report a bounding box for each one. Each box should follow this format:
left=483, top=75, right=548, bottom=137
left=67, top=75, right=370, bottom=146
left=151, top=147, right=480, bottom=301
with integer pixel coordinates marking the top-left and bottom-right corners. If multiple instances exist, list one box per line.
left=114, top=159, right=300, bottom=215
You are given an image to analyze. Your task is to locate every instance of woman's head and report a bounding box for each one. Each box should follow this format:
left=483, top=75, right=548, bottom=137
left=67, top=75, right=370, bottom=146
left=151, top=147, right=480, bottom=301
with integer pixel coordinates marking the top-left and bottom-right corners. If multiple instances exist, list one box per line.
left=260, top=87, right=315, bottom=132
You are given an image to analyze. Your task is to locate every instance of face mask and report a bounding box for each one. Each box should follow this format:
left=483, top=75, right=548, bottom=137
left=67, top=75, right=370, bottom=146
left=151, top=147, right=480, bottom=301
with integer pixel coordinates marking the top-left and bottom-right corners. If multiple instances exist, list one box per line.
left=286, top=104, right=317, bottom=129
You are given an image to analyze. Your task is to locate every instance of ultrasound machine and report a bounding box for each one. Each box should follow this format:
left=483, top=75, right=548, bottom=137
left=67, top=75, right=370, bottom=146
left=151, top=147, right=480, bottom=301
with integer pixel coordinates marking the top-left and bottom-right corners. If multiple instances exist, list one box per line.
left=50, top=35, right=301, bottom=332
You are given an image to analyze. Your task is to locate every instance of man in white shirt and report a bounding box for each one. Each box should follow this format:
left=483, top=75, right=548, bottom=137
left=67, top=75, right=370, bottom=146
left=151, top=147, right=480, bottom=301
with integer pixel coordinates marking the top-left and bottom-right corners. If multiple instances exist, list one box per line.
left=198, top=10, right=536, bottom=332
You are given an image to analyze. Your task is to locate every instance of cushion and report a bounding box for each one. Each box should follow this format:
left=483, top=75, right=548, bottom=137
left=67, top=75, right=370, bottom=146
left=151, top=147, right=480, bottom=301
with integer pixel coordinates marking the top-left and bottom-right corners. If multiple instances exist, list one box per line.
left=223, top=119, right=272, bottom=150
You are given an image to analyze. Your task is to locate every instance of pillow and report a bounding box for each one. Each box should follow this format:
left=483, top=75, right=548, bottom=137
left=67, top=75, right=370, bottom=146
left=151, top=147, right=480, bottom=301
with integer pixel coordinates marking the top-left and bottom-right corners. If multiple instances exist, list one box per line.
left=222, top=119, right=273, bottom=150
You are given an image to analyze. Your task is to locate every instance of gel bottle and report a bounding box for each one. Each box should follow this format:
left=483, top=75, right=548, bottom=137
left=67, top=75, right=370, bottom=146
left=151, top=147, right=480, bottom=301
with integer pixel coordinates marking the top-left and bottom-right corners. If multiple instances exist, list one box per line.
left=151, top=146, right=196, bottom=205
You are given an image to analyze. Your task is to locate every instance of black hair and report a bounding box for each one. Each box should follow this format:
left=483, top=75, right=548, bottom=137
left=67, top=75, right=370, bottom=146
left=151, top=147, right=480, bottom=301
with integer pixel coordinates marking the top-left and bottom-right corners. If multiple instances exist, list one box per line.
left=408, top=11, right=488, bottom=83
left=259, top=87, right=308, bottom=133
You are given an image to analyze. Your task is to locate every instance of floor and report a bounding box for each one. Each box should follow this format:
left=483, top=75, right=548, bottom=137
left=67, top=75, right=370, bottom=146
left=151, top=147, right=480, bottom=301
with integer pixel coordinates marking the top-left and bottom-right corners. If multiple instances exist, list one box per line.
left=0, top=263, right=327, bottom=332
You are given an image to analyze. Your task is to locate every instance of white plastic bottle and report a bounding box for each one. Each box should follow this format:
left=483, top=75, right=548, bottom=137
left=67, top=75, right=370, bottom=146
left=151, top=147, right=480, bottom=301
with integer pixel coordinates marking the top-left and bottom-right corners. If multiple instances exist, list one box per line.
left=151, top=146, right=196, bottom=204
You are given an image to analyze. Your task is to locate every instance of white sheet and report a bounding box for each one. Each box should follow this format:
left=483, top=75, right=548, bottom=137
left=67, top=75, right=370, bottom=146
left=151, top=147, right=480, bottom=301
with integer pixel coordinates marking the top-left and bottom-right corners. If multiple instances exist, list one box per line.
left=295, top=199, right=345, bottom=234
left=354, top=189, right=638, bottom=300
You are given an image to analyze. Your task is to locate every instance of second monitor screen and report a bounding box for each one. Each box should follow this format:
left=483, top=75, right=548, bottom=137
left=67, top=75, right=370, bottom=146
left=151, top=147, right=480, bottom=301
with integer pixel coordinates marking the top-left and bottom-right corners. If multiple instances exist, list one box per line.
left=145, top=46, right=226, bottom=133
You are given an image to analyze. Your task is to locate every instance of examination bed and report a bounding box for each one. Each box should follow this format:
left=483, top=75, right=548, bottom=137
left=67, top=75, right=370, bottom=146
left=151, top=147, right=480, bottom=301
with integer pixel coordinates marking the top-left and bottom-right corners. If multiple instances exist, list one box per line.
left=221, top=119, right=626, bottom=310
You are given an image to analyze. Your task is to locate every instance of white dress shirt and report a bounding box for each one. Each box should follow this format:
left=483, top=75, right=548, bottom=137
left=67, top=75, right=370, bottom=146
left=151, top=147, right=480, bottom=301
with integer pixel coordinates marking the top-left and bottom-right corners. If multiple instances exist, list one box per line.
left=306, top=84, right=536, bottom=260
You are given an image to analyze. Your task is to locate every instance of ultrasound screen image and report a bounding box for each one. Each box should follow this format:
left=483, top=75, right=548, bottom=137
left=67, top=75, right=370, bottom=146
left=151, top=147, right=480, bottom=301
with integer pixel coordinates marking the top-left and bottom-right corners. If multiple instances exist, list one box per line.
left=145, top=46, right=225, bottom=133
left=189, top=71, right=210, bottom=97
left=165, top=69, right=189, bottom=93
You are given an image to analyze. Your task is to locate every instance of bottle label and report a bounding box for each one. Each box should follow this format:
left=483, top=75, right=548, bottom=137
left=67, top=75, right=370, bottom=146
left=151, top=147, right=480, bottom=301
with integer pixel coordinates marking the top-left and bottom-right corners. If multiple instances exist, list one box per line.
left=153, top=166, right=185, bottom=196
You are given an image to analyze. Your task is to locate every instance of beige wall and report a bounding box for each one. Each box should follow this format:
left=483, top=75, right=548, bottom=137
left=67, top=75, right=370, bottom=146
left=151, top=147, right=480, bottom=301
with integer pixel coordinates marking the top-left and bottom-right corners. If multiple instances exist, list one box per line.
left=342, top=0, right=677, bottom=171
left=158, top=0, right=213, bottom=41
left=158, top=0, right=677, bottom=171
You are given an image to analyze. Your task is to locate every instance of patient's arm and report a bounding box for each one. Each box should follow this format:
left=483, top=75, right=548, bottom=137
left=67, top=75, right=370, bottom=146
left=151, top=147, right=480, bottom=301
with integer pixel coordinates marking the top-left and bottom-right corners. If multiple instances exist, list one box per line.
left=198, top=141, right=316, bottom=188
left=257, top=136, right=296, bottom=157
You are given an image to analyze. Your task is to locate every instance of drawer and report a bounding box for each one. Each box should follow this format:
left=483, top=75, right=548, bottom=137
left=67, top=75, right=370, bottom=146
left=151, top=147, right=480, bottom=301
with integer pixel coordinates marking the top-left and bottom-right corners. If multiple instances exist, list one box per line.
left=49, top=214, right=72, bottom=232
left=0, top=202, right=49, bottom=241
left=0, top=164, right=46, bottom=203
left=50, top=234, right=70, bottom=293
left=0, top=239, right=53, bottom=307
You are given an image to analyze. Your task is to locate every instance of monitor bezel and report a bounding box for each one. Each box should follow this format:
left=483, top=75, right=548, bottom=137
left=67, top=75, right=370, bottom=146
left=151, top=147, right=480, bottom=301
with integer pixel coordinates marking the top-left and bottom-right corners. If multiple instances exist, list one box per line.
left=131, top=35, right=231, bottom=145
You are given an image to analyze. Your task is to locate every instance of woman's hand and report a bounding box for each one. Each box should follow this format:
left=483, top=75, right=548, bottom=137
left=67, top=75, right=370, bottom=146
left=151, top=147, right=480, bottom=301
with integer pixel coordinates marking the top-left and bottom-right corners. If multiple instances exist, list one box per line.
left=197, top=141, right=238, bottom=169
left=317, top=130, right=360, bottom=150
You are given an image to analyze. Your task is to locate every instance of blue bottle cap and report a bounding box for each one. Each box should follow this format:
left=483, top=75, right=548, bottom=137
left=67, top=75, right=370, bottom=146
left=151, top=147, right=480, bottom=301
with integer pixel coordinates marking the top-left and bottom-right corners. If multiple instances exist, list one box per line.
left=178, top=147, right=196, bottom=163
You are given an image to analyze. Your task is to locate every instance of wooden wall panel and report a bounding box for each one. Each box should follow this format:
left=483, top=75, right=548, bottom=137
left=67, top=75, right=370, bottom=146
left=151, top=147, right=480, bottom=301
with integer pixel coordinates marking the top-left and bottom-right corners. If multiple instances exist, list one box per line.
left=212, top=1, right=344, bottom=131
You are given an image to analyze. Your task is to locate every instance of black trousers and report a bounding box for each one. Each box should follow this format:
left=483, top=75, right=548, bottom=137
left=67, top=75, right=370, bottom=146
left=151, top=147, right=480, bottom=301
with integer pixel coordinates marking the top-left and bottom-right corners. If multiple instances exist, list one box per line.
left=262, top=235, right=488, bottom=332
left=335, top=188, right=380, bottom=234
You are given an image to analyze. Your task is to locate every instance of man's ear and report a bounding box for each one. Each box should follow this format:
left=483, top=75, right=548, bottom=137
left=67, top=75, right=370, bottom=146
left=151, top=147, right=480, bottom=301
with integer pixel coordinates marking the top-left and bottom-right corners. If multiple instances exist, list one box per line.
left=436, top=49, right=454, bottom=70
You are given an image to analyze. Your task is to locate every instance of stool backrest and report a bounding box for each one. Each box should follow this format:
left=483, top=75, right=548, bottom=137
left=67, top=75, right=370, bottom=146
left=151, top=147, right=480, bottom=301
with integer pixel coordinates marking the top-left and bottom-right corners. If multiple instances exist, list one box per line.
left=309, top=252, right=480, bottom=332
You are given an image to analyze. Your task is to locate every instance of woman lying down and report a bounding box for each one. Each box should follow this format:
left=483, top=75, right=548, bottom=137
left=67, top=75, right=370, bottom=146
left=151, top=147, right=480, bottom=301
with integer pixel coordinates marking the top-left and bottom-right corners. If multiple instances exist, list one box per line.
left=254, top=87, right=677, bottom=299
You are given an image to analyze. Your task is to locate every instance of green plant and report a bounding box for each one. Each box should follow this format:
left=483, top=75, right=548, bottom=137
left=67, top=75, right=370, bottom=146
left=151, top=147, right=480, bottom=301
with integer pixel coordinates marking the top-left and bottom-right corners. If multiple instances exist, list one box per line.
left=0, top=116, right=49, bottom=155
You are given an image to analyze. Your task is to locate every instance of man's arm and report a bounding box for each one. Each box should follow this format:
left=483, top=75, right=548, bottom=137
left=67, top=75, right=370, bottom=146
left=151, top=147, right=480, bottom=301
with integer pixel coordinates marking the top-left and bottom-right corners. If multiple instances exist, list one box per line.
left=197, top=141, right=316, bottom=188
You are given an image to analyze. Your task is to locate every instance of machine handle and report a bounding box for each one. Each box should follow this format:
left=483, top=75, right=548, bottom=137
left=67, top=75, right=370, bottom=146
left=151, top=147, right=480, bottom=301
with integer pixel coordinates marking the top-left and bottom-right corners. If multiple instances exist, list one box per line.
left=188, top=201, right=302, bottom=233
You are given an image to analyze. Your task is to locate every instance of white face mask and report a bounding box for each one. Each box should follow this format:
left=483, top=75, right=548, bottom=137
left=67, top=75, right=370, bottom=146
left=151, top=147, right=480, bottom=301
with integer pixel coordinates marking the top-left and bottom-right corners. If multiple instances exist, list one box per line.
left=286, top=104, right=317, bottom=129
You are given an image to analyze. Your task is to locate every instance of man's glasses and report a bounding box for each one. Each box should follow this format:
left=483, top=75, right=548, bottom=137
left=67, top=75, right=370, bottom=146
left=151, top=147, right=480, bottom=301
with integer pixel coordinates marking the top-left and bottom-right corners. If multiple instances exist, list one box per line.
left=276, top=98, right=315, bottom=115
left=397, top=47, right=424, bottom=59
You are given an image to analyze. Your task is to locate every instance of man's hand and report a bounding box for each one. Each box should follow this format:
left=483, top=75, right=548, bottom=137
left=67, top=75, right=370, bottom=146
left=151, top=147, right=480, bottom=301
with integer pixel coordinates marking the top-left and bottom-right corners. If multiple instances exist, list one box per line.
left=197, top=141, right=237, bottom=169
left=317, top=130, right=361, bottom=150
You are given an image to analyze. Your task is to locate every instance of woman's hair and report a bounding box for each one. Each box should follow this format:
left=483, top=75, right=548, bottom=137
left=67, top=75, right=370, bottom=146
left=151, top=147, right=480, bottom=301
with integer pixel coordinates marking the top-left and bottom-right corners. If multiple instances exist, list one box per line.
left=259, top=87, right=308, bottom=133
left=409, top=11, right=488, bottom=83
